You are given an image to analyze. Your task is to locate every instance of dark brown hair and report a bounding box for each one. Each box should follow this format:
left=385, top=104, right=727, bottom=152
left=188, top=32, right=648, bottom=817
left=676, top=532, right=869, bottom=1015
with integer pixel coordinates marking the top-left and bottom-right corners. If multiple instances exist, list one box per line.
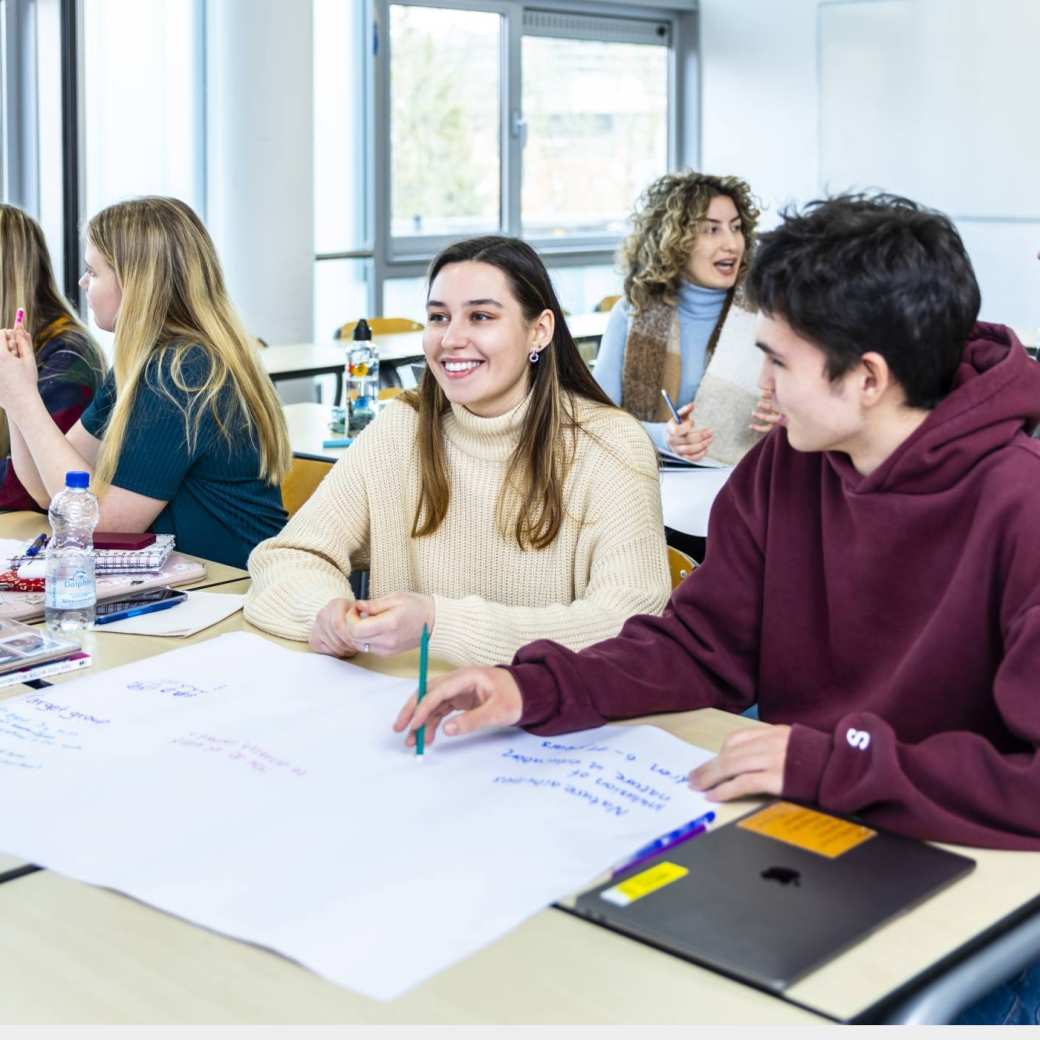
left=404, top=235, right=616, bottom=550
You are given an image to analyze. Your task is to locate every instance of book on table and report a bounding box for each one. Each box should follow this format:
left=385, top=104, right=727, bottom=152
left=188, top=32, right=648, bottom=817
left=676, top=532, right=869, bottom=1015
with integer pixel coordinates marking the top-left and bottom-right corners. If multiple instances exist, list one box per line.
left=0, top=618, right=83, bottom=677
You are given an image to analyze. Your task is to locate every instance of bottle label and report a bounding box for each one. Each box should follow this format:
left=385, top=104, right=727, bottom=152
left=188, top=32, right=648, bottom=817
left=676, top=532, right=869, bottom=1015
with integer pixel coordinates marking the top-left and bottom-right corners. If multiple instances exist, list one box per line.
left=45, top=569, right=96, bottom=610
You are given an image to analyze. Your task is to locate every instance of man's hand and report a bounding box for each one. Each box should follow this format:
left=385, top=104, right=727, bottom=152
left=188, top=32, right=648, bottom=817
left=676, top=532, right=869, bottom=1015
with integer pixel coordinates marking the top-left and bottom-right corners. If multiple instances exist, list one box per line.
left=393, top=666, right=524, bottom=749
left=688, top=724, right=792, bottom=801
left=346, top=593, right=435, bottom=656
left=665, top=402, right=714, bottom=461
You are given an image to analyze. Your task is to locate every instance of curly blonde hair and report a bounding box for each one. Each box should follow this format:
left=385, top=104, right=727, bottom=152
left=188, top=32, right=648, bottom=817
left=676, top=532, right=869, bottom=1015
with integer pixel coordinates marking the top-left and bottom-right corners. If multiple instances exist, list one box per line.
left=620, top=171, right=760, bottom=315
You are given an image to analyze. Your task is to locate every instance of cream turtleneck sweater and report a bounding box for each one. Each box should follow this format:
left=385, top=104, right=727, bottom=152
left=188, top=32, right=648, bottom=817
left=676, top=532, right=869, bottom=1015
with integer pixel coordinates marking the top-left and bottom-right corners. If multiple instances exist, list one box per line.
left=245, top=394, right=670, bottom=665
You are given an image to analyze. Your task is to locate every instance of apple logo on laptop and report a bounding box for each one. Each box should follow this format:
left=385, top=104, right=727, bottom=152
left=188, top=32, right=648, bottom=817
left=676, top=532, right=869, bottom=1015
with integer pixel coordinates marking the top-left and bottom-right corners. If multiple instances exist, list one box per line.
left=761, top=866, right=801, bottom=886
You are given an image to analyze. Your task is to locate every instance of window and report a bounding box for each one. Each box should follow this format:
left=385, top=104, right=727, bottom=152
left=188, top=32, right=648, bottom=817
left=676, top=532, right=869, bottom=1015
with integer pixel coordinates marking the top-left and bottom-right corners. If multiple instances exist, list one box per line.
left=315, top=1, right=684, bottom=327
left=82, top=0, right=203, bottom=218
left=314, top=0, right=371, bottom=338
left=521, top=33, right=669, bottom=239
left=389, top=5, right=501, bottom=240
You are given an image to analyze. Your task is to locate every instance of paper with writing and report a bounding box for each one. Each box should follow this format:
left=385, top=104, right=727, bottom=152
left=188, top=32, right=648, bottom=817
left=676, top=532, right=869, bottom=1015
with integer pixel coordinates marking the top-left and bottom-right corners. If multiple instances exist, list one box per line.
left=0, top=632, right=713, bottom=1000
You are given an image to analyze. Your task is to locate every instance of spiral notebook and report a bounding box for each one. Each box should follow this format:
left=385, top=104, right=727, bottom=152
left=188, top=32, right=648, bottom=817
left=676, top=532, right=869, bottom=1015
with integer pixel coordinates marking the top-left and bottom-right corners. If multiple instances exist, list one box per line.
left=9, top=534, right=175, bottom=574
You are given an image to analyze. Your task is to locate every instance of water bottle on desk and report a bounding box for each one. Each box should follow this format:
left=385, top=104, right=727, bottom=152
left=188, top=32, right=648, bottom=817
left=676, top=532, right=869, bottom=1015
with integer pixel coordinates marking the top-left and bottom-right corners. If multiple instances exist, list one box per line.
left=347, top=318, right=380, bottom=434
left=45, top=471, right=100, bottom=634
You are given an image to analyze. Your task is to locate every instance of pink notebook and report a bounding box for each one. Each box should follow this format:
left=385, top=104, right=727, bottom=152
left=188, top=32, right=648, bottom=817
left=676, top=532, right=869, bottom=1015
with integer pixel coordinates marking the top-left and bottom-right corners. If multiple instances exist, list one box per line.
left=0, top=552, right=207, bottom=622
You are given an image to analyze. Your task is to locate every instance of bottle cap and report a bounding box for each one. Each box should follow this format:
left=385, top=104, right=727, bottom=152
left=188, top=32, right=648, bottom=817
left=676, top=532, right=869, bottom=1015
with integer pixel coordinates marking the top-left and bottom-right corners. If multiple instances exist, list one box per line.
left=352, top=318, right=372, bottom=341
left=65, top=471, right=90, bottom=489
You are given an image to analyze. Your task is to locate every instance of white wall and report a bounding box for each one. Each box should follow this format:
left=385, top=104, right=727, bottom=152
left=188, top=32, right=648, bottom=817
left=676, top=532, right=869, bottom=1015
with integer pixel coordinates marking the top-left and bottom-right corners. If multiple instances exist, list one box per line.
left=205, top=0, right=314, bottom=348
left=698, top=0, right=1040, bottom=334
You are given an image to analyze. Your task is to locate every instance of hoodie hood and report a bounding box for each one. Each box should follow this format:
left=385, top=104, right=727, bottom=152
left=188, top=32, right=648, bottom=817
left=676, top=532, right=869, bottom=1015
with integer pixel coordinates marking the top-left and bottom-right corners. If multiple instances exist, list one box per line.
left=828, top=323, right=1040, bottom=494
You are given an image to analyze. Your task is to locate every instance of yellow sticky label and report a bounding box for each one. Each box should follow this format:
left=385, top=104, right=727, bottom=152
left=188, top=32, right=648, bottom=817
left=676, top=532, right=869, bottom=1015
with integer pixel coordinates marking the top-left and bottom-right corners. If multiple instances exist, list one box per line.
left=600, top=861, right=688, bottom=907
left=737, top=801, right=875, bottom=859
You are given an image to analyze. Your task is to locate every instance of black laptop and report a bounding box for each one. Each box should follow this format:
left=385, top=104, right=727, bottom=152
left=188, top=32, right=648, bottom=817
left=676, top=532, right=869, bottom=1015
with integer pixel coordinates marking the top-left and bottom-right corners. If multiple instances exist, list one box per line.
left=570, top=800, right=975, bottom=993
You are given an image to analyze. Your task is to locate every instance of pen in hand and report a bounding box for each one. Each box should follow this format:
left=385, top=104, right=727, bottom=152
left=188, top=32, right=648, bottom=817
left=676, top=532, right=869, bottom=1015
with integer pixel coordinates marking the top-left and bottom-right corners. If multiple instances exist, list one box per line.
left=660, top=388, right=683, bottom=425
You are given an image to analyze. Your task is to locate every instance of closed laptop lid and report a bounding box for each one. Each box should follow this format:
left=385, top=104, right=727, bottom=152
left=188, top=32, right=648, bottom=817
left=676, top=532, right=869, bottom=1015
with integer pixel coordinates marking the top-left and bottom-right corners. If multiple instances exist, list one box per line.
left=571, top=801, right=976, bottom=992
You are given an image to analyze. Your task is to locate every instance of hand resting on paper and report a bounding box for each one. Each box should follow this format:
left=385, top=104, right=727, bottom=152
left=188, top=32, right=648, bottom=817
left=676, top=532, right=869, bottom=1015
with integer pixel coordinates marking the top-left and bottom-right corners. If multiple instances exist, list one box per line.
left=393, top=666, right=523, bottom=749
left=687, top=723, right=792, bottom=801
left=665, top=402, right=714, bottom=462
left=749, top=387, right=784, bottom=434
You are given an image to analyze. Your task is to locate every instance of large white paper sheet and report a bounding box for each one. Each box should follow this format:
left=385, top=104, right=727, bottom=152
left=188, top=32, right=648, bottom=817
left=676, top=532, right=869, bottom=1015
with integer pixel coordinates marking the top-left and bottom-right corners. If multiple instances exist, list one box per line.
left=0, top=632, right=714, bottom=1000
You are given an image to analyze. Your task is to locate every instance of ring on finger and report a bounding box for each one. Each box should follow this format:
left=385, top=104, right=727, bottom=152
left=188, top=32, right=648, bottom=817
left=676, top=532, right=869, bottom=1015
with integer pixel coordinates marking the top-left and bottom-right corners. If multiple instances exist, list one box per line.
left=363, top=642, right=370, bottom=653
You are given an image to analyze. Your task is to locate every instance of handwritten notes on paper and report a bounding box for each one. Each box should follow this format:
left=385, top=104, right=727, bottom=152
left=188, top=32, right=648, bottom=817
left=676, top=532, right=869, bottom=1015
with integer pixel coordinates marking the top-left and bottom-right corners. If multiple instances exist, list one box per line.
left=0, top=632, right=713, bottom=1000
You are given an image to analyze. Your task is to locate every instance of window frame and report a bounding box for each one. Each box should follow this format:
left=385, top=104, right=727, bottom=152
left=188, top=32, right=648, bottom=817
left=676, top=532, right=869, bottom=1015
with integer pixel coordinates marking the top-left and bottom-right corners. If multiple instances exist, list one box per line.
left=369, top=0, right=688, bottom=311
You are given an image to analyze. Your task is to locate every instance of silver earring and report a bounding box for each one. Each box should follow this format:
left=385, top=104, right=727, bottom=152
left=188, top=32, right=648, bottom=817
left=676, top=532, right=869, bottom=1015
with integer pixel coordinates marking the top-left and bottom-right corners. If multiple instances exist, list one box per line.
left=529, top=350, right=541, bottom=364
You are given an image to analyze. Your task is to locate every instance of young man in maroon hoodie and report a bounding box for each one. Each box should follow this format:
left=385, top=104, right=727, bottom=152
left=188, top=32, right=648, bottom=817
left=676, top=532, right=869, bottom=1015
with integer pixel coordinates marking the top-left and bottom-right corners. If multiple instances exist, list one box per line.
left=396, top=193, right=1040, bottom=851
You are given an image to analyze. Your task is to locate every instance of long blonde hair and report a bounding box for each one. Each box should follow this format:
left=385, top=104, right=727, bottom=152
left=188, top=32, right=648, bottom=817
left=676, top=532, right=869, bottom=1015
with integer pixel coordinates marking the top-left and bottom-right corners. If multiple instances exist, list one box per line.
left=88, top=197, right=290, bottom=489
left=403, top=236, right=618, bottom=551
left=0, top=204, right=106, bottom=457
left=621, top=171, right=760, bottom=315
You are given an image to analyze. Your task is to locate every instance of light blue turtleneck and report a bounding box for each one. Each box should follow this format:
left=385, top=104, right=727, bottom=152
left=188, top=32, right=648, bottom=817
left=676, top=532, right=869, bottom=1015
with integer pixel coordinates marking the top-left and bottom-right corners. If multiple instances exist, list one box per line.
left=593, top=280, right=728, bottom=452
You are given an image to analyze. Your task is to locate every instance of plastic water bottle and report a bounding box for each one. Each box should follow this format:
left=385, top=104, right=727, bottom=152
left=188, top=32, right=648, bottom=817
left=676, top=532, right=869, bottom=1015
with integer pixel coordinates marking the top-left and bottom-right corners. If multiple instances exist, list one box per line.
left=45, top=471, right=100, bottom=634
left=347, top=318, right=380, bottom=434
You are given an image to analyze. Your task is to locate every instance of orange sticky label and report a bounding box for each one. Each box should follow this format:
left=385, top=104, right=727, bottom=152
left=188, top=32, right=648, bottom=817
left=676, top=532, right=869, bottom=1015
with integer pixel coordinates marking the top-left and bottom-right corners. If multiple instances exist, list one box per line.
left=737, top=801, right=875, bottom=859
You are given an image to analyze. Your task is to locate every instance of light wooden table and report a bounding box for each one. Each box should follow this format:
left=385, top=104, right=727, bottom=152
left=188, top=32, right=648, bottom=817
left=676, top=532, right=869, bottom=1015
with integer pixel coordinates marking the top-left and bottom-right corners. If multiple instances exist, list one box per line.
left=0, top=604, right=1036, bottom=1023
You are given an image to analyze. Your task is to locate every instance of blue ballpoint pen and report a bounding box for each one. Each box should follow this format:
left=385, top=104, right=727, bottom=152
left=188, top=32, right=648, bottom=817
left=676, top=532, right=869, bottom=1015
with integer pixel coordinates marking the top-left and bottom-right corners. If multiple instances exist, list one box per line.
left=612, top=810, right=716, bottom=877
left=24, top=533, right=48, bottom=558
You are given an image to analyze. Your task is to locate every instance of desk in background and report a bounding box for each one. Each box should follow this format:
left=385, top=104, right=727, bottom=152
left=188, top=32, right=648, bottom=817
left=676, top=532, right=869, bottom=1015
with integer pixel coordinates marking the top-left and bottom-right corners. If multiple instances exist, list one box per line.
left=263, top=315, right=611, bottom=403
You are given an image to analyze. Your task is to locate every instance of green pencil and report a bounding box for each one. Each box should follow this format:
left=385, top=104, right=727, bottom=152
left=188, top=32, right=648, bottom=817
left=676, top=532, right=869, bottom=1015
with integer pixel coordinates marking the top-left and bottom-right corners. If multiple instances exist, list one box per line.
left=416, top=622, right=429, bottom=757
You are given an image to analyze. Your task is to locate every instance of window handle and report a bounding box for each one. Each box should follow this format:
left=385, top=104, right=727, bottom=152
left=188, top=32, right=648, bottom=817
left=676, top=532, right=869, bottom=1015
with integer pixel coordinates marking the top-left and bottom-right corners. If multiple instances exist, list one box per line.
left=511, top=110, right=527, bottom=149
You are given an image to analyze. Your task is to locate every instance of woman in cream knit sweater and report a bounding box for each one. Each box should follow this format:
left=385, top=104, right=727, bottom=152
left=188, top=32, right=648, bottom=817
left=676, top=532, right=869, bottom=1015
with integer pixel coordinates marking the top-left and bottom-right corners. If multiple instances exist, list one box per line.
left=245, top=236, right=670, bottom=666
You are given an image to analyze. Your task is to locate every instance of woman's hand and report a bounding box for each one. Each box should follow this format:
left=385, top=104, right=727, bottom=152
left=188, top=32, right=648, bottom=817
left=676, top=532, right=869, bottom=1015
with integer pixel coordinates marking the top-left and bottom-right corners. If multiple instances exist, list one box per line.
left=393, top=666, right=524, bottom=749
left=688, top=724, right=792, bottom=801
left=0, top=325, right=41, bottom=420
left=346, top=592, right=435, bottom=656
left=750, top=388, right=783, bottom=434
left=665, top=402, right=714, bottom=461
left=309, top=598, right=362, bottom=658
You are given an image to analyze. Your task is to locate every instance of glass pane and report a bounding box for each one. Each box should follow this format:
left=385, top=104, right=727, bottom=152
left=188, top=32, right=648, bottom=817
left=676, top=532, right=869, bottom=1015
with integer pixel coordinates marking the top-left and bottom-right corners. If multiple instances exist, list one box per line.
left=522, top=35, right=668, bottom=239
left=83, top=0, right=200, bottom=218
left=315, top=258, right=371, bottom=342
left=548, top=264, right=622, bottom=317
left=390, top=5, right=501, bottom=238
left=314, top=0, right=365, bottom=253
left=382, top=275, right=428, bottom=326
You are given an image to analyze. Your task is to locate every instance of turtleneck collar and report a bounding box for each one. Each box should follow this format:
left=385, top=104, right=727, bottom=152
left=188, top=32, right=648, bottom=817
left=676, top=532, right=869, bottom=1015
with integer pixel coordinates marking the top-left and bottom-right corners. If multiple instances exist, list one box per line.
left=444, top=392, right=531, bottom=462
left=677, top=279, right=728, bottom=321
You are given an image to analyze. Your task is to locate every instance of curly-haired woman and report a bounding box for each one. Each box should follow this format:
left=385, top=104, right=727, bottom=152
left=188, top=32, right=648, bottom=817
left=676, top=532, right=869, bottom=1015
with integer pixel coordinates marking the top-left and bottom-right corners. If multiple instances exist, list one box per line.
left=594, top=171, right=780, bottom=464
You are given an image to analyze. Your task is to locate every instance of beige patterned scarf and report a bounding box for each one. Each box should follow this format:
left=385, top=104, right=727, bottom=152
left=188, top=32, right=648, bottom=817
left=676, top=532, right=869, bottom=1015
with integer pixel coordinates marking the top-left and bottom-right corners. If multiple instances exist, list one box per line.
left=621, top=292, right=734, bottom=422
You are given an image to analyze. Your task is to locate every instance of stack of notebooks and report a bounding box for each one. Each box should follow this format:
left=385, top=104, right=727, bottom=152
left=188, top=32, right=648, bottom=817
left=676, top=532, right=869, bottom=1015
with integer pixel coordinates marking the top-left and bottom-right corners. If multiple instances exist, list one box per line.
left=0, top=617, right=92, bottom=688
left=10, top=534, right=176, bottom=574
left=0, top=535, right=207, bottom=624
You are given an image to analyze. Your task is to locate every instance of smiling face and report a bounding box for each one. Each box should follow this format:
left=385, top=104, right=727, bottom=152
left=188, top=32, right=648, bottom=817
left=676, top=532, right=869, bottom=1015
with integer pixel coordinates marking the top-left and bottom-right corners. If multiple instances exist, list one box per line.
left=755, top=313, right=864, bottom=455
left=685, top=194, right=746, bottom=290
left=423, top=260, right=553, bottom=418
left=79, top=241, right=122, bottom=332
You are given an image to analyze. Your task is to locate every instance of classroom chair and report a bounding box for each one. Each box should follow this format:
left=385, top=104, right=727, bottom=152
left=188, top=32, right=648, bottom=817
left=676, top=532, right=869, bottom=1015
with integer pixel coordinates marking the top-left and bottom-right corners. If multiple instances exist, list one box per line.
left=667, top=546, right=698, bottom=590
left=334, top=317, right=423, bottom=340
left=594, top=294, right=621, bottom=313
left=281, top=457, right=334, bottom=517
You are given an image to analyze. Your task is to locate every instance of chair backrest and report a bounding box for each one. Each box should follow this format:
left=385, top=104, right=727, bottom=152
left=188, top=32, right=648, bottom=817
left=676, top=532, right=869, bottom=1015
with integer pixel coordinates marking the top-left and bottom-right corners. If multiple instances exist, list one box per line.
left=281, top=457, right=334, bottom=517
left=667, top=545, right=698, bottom=590
left=594, top=294, right=621, bottom=313
left=335, top=317, right=424, bottom=340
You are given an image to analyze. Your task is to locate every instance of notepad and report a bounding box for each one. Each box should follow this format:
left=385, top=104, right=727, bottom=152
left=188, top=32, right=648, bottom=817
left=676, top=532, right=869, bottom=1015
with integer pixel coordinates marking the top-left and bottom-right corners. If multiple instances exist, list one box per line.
left=11, top=534, right=176, bottom=577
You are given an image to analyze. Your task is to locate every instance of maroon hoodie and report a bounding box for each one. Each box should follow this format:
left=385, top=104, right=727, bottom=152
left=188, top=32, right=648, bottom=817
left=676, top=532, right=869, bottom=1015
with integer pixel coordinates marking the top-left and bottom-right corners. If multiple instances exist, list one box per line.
left=507, top=324, right=1040, bottom=850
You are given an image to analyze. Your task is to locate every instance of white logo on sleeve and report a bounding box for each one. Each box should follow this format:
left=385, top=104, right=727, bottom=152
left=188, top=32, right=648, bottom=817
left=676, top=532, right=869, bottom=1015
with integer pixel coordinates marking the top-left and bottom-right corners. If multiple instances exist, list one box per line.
left=846, top=727, right=871, bottom=751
